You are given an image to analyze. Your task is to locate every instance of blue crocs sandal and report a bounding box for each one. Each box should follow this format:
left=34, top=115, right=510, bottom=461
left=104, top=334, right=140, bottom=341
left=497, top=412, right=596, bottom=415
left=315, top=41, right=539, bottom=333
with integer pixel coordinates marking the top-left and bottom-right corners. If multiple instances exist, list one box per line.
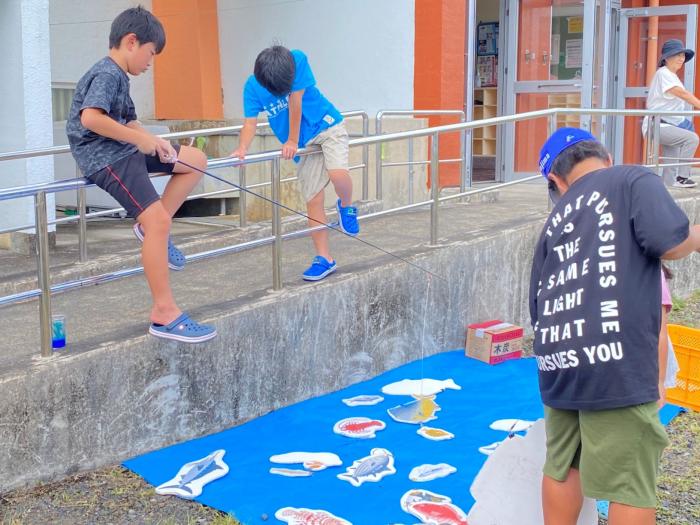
left=133, top=223, right=186, bottom=271
left=302, top=256, right=337, bottom=281
left=149, top=313, right=217, bottom=343
left=336, top=199, right=359, bottom=236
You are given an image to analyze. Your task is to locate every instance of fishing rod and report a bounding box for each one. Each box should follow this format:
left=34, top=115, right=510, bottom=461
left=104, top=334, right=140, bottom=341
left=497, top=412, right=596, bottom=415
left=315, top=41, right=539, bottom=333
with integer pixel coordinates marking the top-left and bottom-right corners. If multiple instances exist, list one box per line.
left=175, top=158, right=447, bottom=283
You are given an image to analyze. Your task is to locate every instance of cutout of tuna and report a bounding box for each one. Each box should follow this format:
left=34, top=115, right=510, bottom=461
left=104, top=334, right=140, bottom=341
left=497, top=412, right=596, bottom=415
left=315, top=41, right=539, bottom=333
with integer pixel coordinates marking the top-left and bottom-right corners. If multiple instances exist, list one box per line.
left=409, top=463, right=457, bottom=482
left=155, top=449, right=228, bottom=499
left=387, top=396, right=440, bottom=424
left=416, top=426, right=454, bottom=441
left=337, top=448, right=396, bottom=487
left=333, top=417, right=386, bottom=439
left=275, top=506, right=352, bottom=524
left=342, top=394, right=384, bottom=406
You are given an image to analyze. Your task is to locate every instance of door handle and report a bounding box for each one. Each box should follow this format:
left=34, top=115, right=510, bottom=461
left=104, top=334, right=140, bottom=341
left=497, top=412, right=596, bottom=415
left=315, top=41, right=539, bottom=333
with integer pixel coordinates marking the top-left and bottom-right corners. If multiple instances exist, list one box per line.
left=524, top=49, right=536, bottom=63
left=536, top=83, right=582, bottom=88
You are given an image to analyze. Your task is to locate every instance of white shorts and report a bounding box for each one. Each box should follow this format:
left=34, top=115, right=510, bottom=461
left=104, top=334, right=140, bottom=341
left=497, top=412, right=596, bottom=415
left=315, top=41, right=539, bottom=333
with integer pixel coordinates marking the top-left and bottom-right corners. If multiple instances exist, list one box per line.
left=297, top=122, right=349, bottom=202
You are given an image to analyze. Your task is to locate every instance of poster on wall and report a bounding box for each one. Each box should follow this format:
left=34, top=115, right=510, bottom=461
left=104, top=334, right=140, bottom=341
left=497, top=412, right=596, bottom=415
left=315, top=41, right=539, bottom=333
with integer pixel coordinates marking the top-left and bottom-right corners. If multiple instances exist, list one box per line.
left=565, top=39, right=582, bottom=69
left=567, top=16, right=583, bottom=34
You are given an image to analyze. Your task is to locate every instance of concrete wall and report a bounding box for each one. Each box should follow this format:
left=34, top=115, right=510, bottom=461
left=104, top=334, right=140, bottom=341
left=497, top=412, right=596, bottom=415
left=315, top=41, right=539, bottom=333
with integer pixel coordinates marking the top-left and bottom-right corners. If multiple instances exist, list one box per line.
left=49, top=0, right=155, bottom=121
left=217, top=0, right=415, bottom=118
left=0, top=0, right=56, bottom=243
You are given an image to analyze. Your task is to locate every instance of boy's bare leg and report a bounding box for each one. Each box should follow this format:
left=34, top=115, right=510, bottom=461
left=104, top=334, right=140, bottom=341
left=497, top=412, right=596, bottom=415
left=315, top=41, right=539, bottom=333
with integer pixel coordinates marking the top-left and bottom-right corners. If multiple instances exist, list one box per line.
left=608, top=503, right=655, bottom=525
left=307, top=190, right=332, bottom=261
left=159, top=146, right=207, bottom=217
left=327, top=169, right=353, bottom=207
left=542, top=470, right=583, bottom=525
left=137, top=200, right=181, bottom=325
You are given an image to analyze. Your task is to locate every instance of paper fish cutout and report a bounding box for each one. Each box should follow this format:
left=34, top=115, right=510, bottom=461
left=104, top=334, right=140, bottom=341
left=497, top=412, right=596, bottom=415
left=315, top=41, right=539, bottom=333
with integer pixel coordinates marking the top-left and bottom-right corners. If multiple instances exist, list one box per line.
left=400, top=489, right=453, bottom=513
left=478, top=419, right=536, bottom=455
left=342, top=394, right=384, bottom=406
left=269, top=467, right=312, bottom=477
left=407, top=501, right=469, bottom=525
left=382, top=378, right=461, bottom=397
left=409, top=463, right=457, bottom=482
left=489, top=419, right=535, bottom=434
left=417, top=426, right=454, bottom=441
left=333, top=417, right=386, bottom=439
left=270, top=452, right=343, bottom=471
left=337, top=448, right=396, bottom=487
left=275, top=507, right=352, bottom=525
left=388, top=396, right=440, bottom=424
left=478, top=441, right=503, bottom=456
left=269, top=452, right=342, bottom=471
left=155, top=449, right=228, bottom=499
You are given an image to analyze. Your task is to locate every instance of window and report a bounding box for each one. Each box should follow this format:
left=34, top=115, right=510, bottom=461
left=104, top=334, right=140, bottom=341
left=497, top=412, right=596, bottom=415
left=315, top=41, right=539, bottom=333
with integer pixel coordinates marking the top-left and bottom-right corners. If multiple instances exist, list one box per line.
left=52, top=83, right=76, bottom=122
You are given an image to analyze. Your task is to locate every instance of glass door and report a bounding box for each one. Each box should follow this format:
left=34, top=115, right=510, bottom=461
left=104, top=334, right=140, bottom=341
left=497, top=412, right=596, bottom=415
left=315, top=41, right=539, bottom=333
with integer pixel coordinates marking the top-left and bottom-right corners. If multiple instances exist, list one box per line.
left=501, top=0, right=598, bottom=180
left=614, top=5, right=697, bottom=165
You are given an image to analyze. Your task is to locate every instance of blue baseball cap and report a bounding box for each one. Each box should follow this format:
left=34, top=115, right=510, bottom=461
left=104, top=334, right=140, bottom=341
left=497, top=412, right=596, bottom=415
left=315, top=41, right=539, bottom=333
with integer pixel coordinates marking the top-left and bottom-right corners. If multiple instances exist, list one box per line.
left=539, top=127, right=598, bottom=178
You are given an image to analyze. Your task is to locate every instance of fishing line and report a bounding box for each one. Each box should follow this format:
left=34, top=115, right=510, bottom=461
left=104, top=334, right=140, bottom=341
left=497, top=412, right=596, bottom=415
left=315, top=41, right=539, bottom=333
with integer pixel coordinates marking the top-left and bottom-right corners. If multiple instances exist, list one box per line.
left=176, top=158, right=448, bottom=283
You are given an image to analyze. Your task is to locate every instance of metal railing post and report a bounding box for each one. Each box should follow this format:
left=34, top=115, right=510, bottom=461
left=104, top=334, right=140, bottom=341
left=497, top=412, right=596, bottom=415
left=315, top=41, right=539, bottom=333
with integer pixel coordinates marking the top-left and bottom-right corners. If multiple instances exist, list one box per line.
left=653, top=115, right=662, bottom=179
left=408, top=137, right=415, bottom=204
left=362, top=113, right=369, bottom=201
left=239, top=165, right=247, bottom=228
left=548, top=113, right=558, bottom=212
left=375, top=114, right=383, bottom=200
left=644, top=115, right=654, bottom=165
left=77, top=184, right=88, bottom=263
left=271, top=158, right=282, bottom=290
left=430, top=133, right=439, bottom=246
left=460, top=114, right=467, bottom=193
left=35, top=192, right=53, bottom=357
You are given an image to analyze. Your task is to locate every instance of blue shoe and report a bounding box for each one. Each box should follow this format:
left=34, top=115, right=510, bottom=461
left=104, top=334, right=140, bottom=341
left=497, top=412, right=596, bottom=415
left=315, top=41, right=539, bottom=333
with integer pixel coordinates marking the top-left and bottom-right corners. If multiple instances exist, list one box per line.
left=149, top=313, right=217, bottom=343
left=133, top=223, right=186, bottom=271
left=336, top=200, right=359, bottom=236
left=302, top=256, right=337, bottom=281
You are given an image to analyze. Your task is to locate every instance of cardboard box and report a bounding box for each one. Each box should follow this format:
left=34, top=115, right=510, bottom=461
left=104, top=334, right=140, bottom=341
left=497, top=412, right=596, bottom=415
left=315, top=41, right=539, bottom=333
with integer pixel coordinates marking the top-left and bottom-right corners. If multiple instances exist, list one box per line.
left=466, top=320, right=523, bottom=364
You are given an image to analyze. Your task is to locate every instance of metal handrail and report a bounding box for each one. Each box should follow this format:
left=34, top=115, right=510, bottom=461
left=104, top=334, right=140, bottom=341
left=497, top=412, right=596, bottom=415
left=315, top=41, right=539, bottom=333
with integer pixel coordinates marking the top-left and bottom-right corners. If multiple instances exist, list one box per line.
left=0, top=111, right=369, bottom=236
left=375, top=109, right=466, bottom=202
left=0, top=110, right=370, bottom=162
left=3, top=105, right=699, bottom=356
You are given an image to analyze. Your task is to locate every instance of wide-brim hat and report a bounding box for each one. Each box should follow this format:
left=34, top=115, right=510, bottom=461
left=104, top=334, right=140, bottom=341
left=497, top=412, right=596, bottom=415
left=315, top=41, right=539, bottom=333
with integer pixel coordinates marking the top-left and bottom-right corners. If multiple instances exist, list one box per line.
left=659, top=39, right=695, bottom=67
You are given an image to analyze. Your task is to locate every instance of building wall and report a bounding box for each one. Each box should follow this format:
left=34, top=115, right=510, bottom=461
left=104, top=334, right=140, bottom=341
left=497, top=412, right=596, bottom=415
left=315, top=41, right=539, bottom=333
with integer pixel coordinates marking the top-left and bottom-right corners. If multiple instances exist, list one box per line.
left=0, top=0, right=55, bottom=237
left=217, top=0, right=415, bottom=118
left=49, top=0, right=155, bottom=120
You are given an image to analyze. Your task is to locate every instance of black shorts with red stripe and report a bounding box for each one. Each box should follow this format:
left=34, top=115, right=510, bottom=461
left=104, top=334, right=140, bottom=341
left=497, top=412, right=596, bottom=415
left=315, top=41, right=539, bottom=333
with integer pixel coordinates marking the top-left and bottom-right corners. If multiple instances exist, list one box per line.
left=88, top=144, right=182, bottom=218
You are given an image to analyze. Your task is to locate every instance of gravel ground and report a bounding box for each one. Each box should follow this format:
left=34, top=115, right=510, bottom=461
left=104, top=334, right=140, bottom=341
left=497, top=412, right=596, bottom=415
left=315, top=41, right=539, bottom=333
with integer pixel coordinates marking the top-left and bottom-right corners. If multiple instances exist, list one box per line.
left=2, top=295, right=700, bottom=525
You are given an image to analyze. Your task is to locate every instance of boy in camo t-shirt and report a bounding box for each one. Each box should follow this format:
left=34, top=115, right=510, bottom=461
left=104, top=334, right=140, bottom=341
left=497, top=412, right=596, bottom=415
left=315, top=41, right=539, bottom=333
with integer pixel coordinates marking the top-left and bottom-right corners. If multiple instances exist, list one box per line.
left=66, top=7, right=216, bottom=343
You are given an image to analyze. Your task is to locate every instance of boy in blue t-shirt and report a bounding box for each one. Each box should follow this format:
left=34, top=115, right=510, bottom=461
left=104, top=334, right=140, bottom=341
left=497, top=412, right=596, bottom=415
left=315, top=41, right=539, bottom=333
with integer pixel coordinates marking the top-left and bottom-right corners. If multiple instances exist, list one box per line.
left=231, top=46, right=359, bottom=281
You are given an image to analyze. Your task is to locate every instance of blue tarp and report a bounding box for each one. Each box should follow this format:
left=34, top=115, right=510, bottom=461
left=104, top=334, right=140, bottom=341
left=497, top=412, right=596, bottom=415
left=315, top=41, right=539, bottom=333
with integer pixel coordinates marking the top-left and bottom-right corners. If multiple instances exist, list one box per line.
left=124, top=351, right=684, bottom=524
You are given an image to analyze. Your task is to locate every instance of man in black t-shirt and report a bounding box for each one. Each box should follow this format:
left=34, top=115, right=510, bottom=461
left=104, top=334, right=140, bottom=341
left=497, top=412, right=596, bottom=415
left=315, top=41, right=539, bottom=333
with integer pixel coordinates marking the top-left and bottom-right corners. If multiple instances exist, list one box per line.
left=530, top=128, right=700, bottom=525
